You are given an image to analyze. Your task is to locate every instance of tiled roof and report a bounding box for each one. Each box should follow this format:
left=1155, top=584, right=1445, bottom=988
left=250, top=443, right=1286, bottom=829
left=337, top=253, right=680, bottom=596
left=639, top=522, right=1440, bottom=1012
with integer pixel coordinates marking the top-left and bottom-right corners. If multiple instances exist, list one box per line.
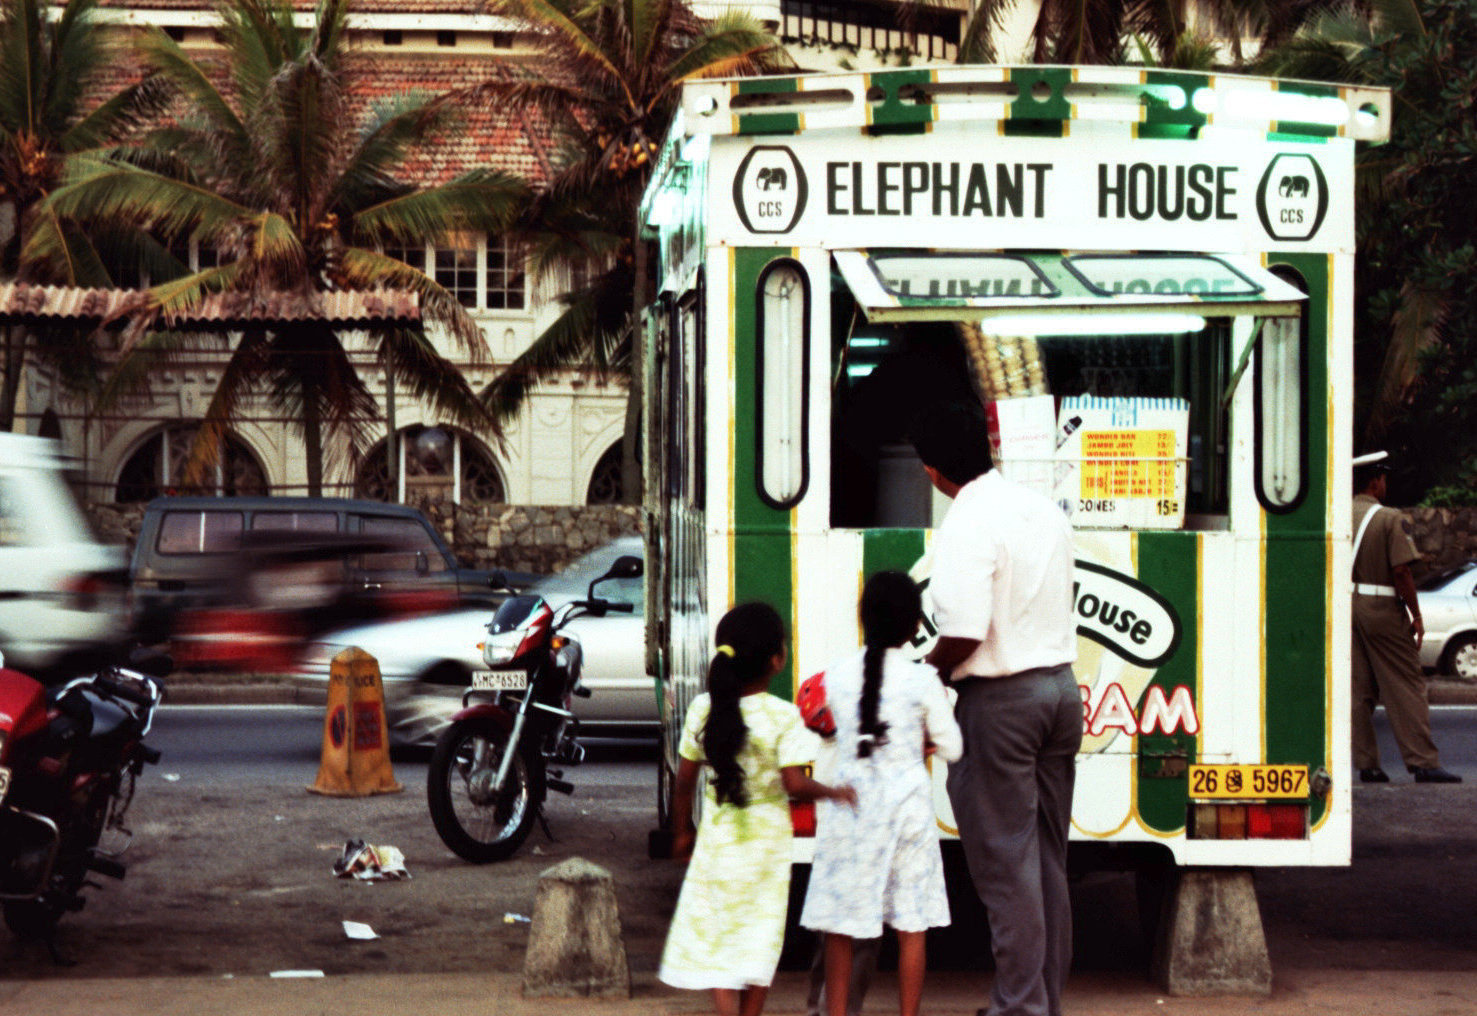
left=0, top=283, right=420, bottom=326
left=80, top=44, right=564, bottom=187
left=97, top=0, right=494, bottom=13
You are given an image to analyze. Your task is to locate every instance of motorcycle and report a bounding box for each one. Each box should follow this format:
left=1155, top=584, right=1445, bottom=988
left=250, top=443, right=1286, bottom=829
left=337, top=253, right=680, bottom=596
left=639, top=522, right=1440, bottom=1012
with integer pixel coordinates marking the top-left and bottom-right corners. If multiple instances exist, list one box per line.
left=0, top=648, right=169, bottom=955
left=427, top=553, right=642, bottom=862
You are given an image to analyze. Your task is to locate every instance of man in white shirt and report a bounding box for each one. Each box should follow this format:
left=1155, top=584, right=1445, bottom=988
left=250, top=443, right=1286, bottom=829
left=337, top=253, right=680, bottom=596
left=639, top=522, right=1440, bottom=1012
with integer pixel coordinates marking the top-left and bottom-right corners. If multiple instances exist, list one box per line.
left=910, top=401, right=1080, bottom=1016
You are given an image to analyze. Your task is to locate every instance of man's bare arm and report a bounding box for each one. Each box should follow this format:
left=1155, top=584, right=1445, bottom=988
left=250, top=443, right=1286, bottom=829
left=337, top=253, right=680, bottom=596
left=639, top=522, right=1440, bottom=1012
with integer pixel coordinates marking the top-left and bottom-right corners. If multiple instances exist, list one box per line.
left=926, top=635, right=980, bottom=680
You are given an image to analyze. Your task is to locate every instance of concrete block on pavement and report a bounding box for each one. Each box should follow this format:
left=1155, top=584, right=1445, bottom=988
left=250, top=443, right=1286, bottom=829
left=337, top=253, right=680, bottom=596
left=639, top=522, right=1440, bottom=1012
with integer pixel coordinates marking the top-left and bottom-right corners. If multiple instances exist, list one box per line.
left=1155, top=868, right=1272, bottom=996
left=523, top=857, right=631, bottom=999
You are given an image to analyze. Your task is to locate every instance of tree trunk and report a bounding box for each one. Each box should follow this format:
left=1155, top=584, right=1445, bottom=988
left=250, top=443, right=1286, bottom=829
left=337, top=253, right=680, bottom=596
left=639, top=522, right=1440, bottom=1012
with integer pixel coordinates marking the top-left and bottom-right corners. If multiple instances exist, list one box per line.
left=621, top=226, right=649, bottom=506
left=305, top=400, right=324, bottom=497
left=0, top=323, right=29, bottom=434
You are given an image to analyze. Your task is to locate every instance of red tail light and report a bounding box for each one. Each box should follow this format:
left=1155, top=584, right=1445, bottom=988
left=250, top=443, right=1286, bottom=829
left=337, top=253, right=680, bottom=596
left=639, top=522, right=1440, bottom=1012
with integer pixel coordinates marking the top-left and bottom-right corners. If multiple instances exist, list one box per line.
left=64, top=574, right=104, bottom=610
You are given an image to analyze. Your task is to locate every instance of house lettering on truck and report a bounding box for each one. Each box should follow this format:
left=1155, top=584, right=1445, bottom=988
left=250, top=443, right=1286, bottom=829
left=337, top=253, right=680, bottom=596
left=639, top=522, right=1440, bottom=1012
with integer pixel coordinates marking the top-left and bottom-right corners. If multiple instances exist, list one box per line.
left=639, top=66, right=1390, bottom=990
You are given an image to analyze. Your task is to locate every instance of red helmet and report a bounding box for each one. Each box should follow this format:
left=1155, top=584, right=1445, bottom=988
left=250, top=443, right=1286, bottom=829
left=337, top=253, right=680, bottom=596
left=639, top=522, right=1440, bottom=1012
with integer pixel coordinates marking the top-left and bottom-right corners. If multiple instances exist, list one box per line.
left=796, top=671, right=835, bottom=738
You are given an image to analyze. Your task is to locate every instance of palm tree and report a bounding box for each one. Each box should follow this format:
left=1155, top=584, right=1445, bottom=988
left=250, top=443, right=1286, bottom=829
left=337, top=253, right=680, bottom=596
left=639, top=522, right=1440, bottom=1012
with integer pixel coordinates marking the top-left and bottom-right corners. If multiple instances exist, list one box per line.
left=0, top=0, right=164, bottom=430
left=469, top=0, right=785, bottom=502
left=33, top=0, right=527, bottom=495
left=939, top=0, right=1344, bottom=69
left=1251, top=0, right=1441, bottom=454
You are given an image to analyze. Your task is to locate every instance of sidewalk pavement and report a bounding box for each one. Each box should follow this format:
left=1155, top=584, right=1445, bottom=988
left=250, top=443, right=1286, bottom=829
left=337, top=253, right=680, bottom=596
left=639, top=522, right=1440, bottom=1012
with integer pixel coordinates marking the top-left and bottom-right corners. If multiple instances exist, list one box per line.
left=5, top=967, right=1476, bottom=1016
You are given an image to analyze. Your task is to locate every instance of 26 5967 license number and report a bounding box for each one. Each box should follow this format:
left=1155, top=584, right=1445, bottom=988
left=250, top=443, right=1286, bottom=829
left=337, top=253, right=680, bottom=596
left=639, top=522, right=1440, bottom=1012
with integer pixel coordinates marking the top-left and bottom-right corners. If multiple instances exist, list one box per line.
left=1187, top=764, right=1309, bottom=800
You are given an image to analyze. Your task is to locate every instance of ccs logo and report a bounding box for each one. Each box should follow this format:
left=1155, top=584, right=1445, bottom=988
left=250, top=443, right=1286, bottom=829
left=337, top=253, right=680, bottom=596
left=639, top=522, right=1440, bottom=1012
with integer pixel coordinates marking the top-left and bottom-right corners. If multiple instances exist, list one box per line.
left=732, top=145, right=808, bottom=235
left=1256, top=153, right=1328, bottom=242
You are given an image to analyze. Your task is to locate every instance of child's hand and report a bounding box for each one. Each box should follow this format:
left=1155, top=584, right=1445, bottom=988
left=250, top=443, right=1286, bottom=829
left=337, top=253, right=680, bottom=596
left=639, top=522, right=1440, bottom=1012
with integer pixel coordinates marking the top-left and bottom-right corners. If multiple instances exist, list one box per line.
left=830, top=784, right=858, bottom=807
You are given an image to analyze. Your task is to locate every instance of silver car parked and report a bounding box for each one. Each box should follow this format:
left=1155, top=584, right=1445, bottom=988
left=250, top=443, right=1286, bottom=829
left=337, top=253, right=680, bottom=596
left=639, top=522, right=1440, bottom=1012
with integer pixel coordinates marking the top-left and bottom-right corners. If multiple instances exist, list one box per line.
left=1418, top=561, right=1477, bottom=681
left=293, top=537, right=652, bottom=746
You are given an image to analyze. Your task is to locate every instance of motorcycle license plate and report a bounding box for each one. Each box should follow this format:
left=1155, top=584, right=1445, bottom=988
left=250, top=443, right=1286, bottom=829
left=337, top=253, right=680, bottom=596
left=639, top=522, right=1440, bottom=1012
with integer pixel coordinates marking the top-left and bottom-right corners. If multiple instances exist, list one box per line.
left=472, top=671, right=527, bottom=691
left=0, top=765, right=9, bottom=806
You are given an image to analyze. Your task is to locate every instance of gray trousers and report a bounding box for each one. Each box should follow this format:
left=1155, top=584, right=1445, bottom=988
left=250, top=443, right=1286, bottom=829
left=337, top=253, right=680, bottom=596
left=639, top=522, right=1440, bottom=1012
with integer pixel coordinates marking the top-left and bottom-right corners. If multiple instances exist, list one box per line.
left=947, top=665, right=1081, bottom=1016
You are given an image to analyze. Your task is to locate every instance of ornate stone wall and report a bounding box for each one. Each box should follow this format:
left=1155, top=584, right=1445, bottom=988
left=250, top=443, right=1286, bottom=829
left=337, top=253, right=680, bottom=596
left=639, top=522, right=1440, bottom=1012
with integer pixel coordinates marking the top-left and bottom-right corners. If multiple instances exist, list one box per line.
left=1405, top=507, right=1477, bottom=580
left=90, top=499, right=1473, bottom=580
left=87, top=500, right=642, bottom=577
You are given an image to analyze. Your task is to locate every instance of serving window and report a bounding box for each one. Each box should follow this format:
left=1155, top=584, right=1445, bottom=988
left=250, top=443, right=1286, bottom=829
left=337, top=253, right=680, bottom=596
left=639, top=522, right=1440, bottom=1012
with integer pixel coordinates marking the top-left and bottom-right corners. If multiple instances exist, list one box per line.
left=828, top=251, right=1302, bottom=531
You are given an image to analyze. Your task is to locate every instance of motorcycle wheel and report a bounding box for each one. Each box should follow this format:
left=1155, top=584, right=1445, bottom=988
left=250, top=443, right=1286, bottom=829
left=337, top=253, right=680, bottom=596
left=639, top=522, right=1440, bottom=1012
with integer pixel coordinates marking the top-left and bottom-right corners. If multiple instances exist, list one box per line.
left=427, top=717, right=545, bottom=863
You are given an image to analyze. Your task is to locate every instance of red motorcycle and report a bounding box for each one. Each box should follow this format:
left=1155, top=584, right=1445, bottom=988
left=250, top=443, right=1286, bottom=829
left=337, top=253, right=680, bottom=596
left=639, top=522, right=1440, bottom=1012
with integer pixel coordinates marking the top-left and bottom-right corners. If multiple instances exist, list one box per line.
left=0, top=649, right=168, bottom=957
left=427, top=554, right=642, bottom=862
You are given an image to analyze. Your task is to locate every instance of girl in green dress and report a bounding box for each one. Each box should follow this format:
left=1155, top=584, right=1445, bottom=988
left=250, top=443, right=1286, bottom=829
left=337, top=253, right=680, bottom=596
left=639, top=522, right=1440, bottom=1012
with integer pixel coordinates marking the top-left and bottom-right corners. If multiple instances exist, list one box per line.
left=660, top=602, right=856, bottom=1016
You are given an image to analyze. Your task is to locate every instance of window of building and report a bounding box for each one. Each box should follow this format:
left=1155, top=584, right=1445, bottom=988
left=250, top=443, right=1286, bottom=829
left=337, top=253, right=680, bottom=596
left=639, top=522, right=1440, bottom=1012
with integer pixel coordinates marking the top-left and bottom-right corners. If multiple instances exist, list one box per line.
left=434, top=239, right=479, bottom=308
left=383, top=29, right=403, bottom=45
left=385, top=243, right=427, bottom=273
left=587, top=442, right=623, bottom=505
left=492, top=31, right=515, bottom=48
left=355, top=426, right=506, bottom=505
left=115, top=425, right=268, bottom=502
left=436, top=30, right=456, bottom=46
left=165, top=26, right=186, bottom=41
left=485, top=235, right=527, bottom=310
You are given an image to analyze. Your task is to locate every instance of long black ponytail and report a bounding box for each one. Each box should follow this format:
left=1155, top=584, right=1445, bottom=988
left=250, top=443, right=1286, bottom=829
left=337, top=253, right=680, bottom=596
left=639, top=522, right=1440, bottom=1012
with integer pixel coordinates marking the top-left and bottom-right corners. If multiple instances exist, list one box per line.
left=703, top=602, right=786, bottom=807
left=857, top=571, right=922, bottom=759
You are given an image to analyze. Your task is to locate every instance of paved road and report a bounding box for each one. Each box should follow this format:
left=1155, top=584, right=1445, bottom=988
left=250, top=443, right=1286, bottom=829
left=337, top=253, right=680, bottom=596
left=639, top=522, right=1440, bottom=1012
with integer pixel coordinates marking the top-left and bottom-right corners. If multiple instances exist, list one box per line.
left=149, top=703, right=658, bottom=787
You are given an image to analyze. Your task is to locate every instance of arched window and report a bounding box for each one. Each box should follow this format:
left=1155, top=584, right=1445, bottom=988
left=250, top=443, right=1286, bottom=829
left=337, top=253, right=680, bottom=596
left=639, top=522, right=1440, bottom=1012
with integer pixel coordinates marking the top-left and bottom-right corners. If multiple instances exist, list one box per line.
left=587, top=442, right=624, bottom=505
left=356, top=425, right=505, bottom=504
left=115, top=425, right=268, bottom=502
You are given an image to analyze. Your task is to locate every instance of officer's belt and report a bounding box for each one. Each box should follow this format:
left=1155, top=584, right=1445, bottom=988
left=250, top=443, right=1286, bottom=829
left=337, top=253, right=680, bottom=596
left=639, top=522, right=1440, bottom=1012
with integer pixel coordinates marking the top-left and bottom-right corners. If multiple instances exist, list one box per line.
left=1354, top=583, right=1397, bottom=597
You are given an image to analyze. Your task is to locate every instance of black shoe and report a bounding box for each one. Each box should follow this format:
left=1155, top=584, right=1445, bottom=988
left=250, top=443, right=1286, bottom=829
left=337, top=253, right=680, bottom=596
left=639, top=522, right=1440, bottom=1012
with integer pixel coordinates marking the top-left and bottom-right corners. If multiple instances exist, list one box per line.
left=1411, top=766, right=1462, bottom=783
left=1359, top=768, right=1390, bottom=783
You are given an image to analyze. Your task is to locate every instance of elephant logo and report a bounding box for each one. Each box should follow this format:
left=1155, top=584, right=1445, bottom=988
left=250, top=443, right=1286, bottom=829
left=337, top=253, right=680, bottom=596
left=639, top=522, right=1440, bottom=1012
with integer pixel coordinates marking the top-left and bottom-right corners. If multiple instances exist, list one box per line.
left=1257, top=153, right=1328, bottom=242
left=1278, top=175, right=1310, bottom=198
left=757, top=166, right=789, bottom=191
left=733, top=146, right=807, bottom=235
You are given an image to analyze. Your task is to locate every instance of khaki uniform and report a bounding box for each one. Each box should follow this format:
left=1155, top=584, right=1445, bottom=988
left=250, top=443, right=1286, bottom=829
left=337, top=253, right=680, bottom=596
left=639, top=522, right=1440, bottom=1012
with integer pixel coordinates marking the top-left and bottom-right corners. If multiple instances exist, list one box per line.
left=1351, top=493, right=1439, bottom=771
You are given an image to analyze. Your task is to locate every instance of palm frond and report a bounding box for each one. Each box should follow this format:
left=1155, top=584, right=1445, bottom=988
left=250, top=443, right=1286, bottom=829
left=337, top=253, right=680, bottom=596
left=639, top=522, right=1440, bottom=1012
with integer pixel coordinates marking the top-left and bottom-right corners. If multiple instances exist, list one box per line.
left=1365, top=283, right=1449, bottom=444
left=375, top=325, right=504, bottom=446
left=481, top=264, right=632, bottom=421
left=336, top=246, right=490, bottom=356
left=351, top=169, right=528, bottom=246
left=39, top=157, right=255, bottom=247
left=136, top=27, right=249, bottom=145
left=63, top=74, right=172, bottom=153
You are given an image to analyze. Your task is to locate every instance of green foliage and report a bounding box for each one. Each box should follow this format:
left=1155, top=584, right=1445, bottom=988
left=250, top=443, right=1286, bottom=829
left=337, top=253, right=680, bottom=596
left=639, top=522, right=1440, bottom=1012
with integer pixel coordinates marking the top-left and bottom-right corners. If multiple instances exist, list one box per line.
left=1351, top=0, right=1477, bottom=503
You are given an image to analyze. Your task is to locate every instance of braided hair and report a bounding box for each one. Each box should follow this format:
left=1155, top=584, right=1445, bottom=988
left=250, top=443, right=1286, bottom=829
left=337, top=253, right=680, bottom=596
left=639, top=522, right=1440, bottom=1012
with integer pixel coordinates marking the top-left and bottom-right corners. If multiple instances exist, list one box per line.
left=703, top=602, right=786, bottom=807
left=857, top=571, right=922, bottom=759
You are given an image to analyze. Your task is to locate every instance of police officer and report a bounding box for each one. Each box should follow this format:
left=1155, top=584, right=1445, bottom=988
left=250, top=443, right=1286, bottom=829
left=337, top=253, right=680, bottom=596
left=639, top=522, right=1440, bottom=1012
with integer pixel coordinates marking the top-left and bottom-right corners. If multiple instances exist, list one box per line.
left=1351, top=455, right=1460, bottom=784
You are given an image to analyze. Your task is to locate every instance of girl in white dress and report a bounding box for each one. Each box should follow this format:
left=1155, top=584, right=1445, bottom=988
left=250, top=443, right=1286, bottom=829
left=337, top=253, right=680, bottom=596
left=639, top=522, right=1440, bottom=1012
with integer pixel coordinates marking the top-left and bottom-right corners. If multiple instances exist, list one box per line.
left=800, top=571, right=963, bottom=1016
left=660, top=602, right=856, bottom=1016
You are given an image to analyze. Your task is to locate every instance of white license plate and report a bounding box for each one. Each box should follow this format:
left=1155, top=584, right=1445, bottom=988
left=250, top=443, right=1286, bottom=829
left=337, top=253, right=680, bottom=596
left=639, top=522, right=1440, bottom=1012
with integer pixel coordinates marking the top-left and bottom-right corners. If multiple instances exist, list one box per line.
left=472, top=671, right=527, bottom=691
left=0, top=765, right=10, bottom=806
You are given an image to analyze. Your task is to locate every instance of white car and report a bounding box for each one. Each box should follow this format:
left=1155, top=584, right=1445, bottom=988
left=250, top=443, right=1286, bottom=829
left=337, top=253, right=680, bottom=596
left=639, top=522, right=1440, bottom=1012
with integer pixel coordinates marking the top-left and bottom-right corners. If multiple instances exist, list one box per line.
left=293, top=537, right=652, bottom=746
left=0, top=434, right=129, bottom=677
left=1418, top=561, right=1477, bottom=681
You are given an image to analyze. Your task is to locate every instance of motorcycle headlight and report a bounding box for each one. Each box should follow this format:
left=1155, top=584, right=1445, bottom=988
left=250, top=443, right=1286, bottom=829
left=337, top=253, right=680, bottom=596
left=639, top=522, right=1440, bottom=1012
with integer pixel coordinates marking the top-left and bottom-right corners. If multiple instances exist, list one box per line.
left=481, top=630, right=524, bottom=667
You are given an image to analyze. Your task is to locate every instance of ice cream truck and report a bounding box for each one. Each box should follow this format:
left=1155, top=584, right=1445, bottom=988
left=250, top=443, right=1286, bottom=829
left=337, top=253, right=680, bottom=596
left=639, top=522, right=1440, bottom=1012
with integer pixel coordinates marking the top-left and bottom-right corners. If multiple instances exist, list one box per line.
left=639, top=65, right=1390, bottom=972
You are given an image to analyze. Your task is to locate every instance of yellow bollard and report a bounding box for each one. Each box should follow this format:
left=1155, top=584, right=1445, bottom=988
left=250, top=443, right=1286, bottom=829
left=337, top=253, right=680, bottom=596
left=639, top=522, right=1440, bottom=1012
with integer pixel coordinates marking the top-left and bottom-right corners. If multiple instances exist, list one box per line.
left=307, top=647, right=404, bottom=797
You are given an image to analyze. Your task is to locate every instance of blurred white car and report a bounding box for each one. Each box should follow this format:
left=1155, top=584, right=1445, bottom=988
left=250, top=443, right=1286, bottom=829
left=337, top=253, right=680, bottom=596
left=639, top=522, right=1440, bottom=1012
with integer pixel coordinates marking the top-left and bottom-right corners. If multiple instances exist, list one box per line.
left=0, top=434, right=130, bottom=678
left=1417, top=561, right=1477, bottom=681
left=293, top=536, right=652, bottom=746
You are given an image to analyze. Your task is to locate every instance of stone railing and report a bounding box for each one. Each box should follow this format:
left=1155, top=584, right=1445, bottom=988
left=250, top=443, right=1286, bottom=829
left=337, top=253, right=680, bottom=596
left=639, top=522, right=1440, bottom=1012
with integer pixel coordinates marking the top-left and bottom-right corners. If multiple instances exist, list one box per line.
left=87, top=499, right=643, bottom=577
